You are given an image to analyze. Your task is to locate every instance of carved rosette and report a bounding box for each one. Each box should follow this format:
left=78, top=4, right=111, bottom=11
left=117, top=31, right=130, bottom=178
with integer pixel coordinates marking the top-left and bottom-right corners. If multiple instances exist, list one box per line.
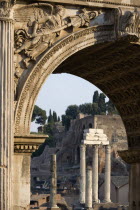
left=118, top=149, right=140, bottom=164
left=14, top=134, right=48, bottom=154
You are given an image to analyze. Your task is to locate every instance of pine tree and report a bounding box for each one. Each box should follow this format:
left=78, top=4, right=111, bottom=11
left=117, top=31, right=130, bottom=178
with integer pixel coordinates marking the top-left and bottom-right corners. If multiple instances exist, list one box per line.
left=48, top=109, right=54, bottom=123
left=106, top=99, right=119, bottom=115
left=58, top=116, right=60, bottom=122
left=53, top=111, right=57, bottom=122
left=93, top=90, right=99, bottom=103
left=98, top=93, right=106, bottom=114
left=31, top=105, right=47, bottom=125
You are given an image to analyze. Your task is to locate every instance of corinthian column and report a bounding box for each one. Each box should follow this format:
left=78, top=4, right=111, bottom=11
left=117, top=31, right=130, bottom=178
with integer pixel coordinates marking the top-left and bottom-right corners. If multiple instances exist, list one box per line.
left=92, top=145, right=99, bottom=203
left=104, top=145, right=111, bottom=203
left=80, top=144, right=86, bottom=204
left=0, top=1, right=14, bottom=209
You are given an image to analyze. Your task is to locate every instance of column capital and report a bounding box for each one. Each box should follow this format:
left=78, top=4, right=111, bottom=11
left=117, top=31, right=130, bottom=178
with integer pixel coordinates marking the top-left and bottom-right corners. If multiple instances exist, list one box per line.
left=0, top=0, right=14, bottom=22
left=80, top=144, right=86, bottom=149
left=93, top=145, right=99, bottom=149
left=118, top=149, right=140, bottom=164
left=14, top=134, right=48, bottom=155
left=105, top=145, right=111, bottom=153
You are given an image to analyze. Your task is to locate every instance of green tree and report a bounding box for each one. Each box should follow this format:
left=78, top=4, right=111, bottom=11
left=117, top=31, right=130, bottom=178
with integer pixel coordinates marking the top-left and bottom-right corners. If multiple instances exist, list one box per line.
left=65, top=105, right=79, bottom=119
left=92, top=103, right=99, bottom=115
left=62, top=114, right=71, bottom=130
left=32, top=105, right=47, bottom=125
left=93, top=90, right=99, bottom=103
left=48, top=109, right=54, bottom=123
left=53, top=111, right=57, bottom=122
left=58, top=116, right=60, bottom=122
left=98, top=93, right=106, bottom=114
left=79, top=103, right=93, bottom=115
left=106, top=99, right=119, bottom=115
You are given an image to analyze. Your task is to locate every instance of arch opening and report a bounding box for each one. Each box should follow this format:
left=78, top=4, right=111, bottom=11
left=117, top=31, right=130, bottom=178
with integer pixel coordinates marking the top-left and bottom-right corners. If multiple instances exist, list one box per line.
left=15, top=31, right=140, bottom=149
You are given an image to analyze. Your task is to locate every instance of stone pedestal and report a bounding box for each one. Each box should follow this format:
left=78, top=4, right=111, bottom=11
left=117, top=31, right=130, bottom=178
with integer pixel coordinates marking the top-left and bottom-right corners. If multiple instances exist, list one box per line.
left=13, top=154, right=31, bottom=210
left=80, top=144, right=86, bottom=204
left=86, top=167, right=92, bottom=208
left=104, top=145, right=111, bottom=203
left=0, top=3, right=14, bottom=209
left=13, top=135, right=47, bottom=210
left=92, top=145, right=99, bottom=203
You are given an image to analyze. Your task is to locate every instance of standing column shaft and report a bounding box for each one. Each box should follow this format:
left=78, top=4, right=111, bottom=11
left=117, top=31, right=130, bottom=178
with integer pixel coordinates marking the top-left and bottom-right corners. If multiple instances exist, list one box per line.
left=80, top=144, right=86, bottom=204
left=104, top=145, right=111, bottom=203
left=50, top=154, right=57, bottom=208
left=86, top=167, right=92, bottom=208
left=92, top=145, right=98, bottom=203
left=0, top=4, right=14, bottom=210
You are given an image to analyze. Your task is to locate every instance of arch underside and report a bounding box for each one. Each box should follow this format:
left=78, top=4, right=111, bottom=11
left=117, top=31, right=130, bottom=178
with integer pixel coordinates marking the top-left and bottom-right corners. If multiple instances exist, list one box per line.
left=15, top=29, right=140, bottom=149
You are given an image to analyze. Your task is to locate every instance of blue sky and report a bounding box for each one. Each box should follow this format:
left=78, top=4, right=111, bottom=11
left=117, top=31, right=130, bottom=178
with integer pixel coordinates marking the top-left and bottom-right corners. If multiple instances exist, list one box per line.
left=31, top=73, right=101, bottom=131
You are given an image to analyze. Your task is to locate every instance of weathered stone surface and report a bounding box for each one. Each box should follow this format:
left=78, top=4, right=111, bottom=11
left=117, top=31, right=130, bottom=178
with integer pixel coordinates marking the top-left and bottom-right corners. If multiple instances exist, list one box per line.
left=13, top=154, right=31, bottom=210
left=0, top=0, right=140, bottom=209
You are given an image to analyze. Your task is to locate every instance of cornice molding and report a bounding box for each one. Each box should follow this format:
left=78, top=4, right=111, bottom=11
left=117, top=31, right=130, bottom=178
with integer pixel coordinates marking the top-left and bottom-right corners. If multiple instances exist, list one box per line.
left=118, top=149, right=140, bottom=164
left=14, top=134, right=48, bottom=154
left=33, top=0, right=140, bottom=8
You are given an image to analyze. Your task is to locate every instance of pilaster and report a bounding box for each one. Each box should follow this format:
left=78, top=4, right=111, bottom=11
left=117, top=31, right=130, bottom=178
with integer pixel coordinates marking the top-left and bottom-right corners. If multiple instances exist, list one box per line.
left=0, top=1, right=14, bottom=209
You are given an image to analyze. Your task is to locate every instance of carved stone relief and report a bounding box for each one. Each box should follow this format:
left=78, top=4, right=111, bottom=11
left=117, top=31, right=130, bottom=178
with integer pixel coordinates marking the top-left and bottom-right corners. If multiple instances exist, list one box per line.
left=13, top=3, right=105, bottom=100
left=0, top=0, right=14, bottom=19
left=14, top=4, right=99, bottom=63
left=119, top=9, right=140, bottom=33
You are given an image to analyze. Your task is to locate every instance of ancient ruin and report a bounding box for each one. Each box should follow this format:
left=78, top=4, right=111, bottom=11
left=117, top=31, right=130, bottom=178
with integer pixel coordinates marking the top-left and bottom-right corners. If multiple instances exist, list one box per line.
left=0, top=0, right=140, bottom=209
left=79, top=129, right=111, bottom=206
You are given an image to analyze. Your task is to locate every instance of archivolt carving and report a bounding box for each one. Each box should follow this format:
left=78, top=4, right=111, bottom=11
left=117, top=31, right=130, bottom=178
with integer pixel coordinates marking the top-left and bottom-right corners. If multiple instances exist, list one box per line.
left=14, top=25, right=114, bottom=135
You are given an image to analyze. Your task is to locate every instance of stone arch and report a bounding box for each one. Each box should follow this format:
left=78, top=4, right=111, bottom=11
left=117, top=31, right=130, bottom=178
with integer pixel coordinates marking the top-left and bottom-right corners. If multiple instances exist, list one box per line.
left=89, top=123, right=93, bottom=128
left=15, top=25, right=114, bottom=135
left=14, top=27, right=140, bottom=149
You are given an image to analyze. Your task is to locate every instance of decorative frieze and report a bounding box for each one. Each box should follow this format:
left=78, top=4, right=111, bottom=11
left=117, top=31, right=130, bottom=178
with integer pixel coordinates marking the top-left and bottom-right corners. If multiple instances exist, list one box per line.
left=14, top=134, right=48, bottom=154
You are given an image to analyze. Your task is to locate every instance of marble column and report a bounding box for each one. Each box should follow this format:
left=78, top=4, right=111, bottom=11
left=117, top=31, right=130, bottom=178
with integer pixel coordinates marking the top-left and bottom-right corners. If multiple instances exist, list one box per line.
left=50, top=154, right=57, bottom=208
left=0, top=3, right=14, bottom=210
left=92, top=145, right=99, bottom=203
left=104, top=145, right=111, bottom=203
left=86, top=166, right=92, bottom=208
left=80, top=144, right=86, bottom=204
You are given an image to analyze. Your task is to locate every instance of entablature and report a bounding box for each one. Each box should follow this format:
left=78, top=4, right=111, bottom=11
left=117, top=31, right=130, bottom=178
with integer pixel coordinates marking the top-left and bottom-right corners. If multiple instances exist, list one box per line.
left=18, top=0, right=140, bottom=9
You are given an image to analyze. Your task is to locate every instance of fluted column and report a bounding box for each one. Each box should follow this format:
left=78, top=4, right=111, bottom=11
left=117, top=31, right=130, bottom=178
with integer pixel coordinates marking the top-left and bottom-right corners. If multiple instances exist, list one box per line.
left=50, top=154, right=57, bottom=208
left=80, top=144, right=86, bottom=204
left=0, top=3, right=14, bottom=210
left=104, top=145, right=111, bottom=203
left=92, top=145, right=99, bottom=203
left=86, top=166, right=92, bottom=208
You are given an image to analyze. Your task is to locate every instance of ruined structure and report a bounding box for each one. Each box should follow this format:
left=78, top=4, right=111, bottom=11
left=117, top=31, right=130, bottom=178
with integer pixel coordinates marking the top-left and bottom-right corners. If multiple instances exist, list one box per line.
left=79, top=129, right=111, bottom=206
left=0, top=0, right=140, bottom=209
